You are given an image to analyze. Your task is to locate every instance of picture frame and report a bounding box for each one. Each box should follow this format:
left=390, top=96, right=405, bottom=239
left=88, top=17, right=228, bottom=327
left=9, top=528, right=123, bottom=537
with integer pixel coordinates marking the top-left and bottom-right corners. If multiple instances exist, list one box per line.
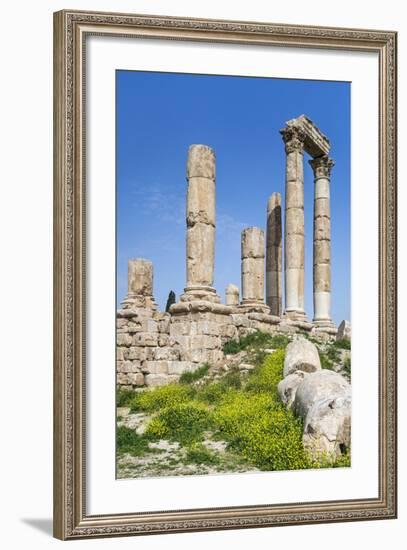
left=53, top=9, right=397, bottom=540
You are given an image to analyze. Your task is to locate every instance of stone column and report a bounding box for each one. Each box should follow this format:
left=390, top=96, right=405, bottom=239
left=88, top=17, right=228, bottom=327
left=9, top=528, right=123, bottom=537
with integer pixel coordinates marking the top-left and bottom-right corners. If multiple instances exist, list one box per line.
left=182, top=144, right=219, bottom=303
left=309, top=155, right=335, bottom=327
left=240, top=227, right=269, bottom=312
left=280, top=126, right=307, bottom=319
left=266, top=192, right=282, bottom=316
left=122, top=258, right=157, bottom=309
left=225, top=284, right=239, bottom=306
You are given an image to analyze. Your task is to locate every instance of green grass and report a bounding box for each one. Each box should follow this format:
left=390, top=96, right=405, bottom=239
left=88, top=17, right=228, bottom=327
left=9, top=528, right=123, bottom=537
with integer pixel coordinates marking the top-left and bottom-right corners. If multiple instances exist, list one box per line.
left=116, top=425, right=161, bottom=457
left=334, top=338, right=351, bottom=350
left=179, top=363, right=210, bottom=384
left=117, top=387, right=135, bottom=407
left=118, top=331, right=351, bottom=472
left=222, top=332, right=290, bottom=355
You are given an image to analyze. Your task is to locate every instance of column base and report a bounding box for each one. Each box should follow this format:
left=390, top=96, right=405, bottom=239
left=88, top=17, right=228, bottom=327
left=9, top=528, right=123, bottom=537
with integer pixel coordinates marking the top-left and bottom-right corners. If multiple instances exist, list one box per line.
left=239, top=300, right=271, bottom=314
left=180, top=285, right=221, bottom=304
left=312, top=319, right=337, bottom=336
left=121, top=294, right=157, bottom=310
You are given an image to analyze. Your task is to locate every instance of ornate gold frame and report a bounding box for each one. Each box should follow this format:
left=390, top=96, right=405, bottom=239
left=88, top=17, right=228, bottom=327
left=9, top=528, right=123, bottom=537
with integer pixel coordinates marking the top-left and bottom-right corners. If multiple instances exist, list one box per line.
left=53, top=9, right=397, bottom=540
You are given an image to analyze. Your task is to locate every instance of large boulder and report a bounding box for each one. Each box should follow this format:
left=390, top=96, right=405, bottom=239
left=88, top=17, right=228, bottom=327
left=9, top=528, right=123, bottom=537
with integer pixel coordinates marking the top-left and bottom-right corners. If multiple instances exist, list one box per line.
left=303, top=394, right=351, bottom=462
left=277, top=370, right=309, bottom=409
left=293, top=369, right=350, bottom=420
left=336, top=320, right=351, bottom=342
left=283, top=337, right=321, bottom=377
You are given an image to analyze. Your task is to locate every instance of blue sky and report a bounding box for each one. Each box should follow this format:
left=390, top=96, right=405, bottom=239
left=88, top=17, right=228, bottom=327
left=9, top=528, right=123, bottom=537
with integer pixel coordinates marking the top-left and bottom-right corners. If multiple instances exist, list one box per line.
left=116, top=71, right=350, bottom=324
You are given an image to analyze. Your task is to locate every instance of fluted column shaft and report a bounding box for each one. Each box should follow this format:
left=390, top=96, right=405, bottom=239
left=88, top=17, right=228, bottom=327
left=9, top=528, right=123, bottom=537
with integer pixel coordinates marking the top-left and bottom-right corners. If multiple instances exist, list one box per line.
left=309, top=155, right=335, bottom=325
left=266, top=192, right=282, bottom=316
left=280, top=126, right=306, bottom=318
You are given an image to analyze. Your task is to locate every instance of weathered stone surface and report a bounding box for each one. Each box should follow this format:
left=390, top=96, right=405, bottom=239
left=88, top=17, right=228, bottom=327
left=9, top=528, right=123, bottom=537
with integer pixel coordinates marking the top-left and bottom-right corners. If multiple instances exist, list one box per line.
left=128, top=347, right=146, bottom=361
left=283, top=337, right=321, bottom=377
left=241, top=230, right=265, bottom=303
left=337, top=320, right=351, bottom=341
left=241, top=227, right=264, bottom=258
left=167, top=361, right=195, bottom=375
left=266, top=193, right=282, bottom=317
left=128, top=258, right=153, bottom=296
left=117, top=333, right=132, bottom=347
left=303, top=394, right=351, bottom=461
left=144, top=361, right=169, bottom=374
left=126, top=372, right=145, bottom=386
left=226, top=284, right=239, bottom=306
left=153, top=347, right=180, bottom=361
left=186, top=222, right=215, bottom=287
left=144, top=374, right=179, bottom=387
left=132, top=332, right=158, bottom=347
left=186, top=144, right=215, bottom=180
left=278, top=370, right=309, bottom=408
left=293, top=370, right=350, bottom=420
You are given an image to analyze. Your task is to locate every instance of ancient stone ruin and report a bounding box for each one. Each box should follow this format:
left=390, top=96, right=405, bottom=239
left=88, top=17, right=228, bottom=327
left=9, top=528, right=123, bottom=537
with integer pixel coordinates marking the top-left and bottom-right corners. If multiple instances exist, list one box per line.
left=117, top=115, right=348, bottom=389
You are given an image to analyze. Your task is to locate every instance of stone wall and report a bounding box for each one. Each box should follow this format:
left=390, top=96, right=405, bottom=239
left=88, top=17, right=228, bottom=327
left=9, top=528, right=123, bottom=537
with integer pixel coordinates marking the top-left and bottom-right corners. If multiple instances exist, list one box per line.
left=116, top=299, right=325, bottom=390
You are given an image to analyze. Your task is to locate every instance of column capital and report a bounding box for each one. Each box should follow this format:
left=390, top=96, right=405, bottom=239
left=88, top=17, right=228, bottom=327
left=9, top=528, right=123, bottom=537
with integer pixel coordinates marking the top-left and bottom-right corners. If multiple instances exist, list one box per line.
left=280, top=126, right=306, bottom=154
left=309, top=155, right=335, bottom=178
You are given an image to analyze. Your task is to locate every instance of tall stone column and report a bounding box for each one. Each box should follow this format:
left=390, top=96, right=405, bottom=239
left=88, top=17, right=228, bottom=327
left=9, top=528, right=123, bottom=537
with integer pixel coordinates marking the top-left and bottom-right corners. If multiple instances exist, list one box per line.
left=309, top=155, right=335, bottom=327
left=240, top=227, right=269, bottom=312
left=266, top=192, right=282, bottom=316
left=280, top=126, right=307, bottom=319
left=182, top=144, right=219, bottom=303
left=122, top=258, right=157, bottom=309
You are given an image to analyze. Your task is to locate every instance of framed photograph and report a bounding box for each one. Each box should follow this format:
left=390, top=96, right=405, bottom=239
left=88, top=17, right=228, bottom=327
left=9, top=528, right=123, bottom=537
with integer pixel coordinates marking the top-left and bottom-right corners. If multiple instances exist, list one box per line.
left=53, top=9, right=397, bottom=540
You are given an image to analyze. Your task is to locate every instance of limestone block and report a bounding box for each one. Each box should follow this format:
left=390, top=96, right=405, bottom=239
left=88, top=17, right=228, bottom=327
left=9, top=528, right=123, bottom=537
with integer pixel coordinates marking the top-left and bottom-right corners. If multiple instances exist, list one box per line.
left=143, top=361, right=169, bottom=375
left=314, top=198, right=330, bottom=218
left=242, top=257, right=264, bottom=301
left=116, top=333, right=132, bottom=347
left=187, top=144, right=215, bottom=180
left=116, top=348, right=125, bottom=361
left=314, top=216, right=331, bottom=240
left=169, top=321, right=190, bottom=337
left=158, top=333, right=170, bottom=347
left=126, top=372, right=145, bottom=386
left=219, top=324, right=238, bottom=340
left=313, top=239, right=331, bottom=265
left=127, top=321, right=142, bottom=333
left=337, top=320, right=351, bottom=341
left=225, top=284, right=239, bottom=306
left=158, top=318, right=170, bottom=333
left=284, top=181, right=304, bottom=208
left=285, top=150, right=304, bottom=182
left=303, top=394, right=351, bottom=461
left=231, top=314, right=250, bottom=327
left=285, top=208, right=305, bottom=235
left=314, top=264, right=331, bottom=292
left=117, top=360, right=141, bottom=373
left=189, top=335, right=220, bottom=350
left=241, top=227, right=264, bottom=259
left=128, top=347, right=146, bottom=361
left=154, top=347, right=180, bottom=361
left=293, top=370, right=350, bottom=420
left=285, top=234, right=304, bottom=268
left=117, top=373, right=129, bottom=385
left=140, top=318, right=158, bottom=333
left=167, top=361, right=195, bottom=375
left=128, top=258, right=153, bottom=296
left=186, top=222, right=215, bottom=286
left=283, top=337, right=321, bottom=377
left=278, top=370, right=309, bottom=408
left=132, top=332, right=158, bottom=347
left=186, top=177, right=215, bottom=226
left=144, top=374, right=177, bottom=387
left=196, top=321, right=220, bottom=336
left=116, top=318, right=127, bottom=329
